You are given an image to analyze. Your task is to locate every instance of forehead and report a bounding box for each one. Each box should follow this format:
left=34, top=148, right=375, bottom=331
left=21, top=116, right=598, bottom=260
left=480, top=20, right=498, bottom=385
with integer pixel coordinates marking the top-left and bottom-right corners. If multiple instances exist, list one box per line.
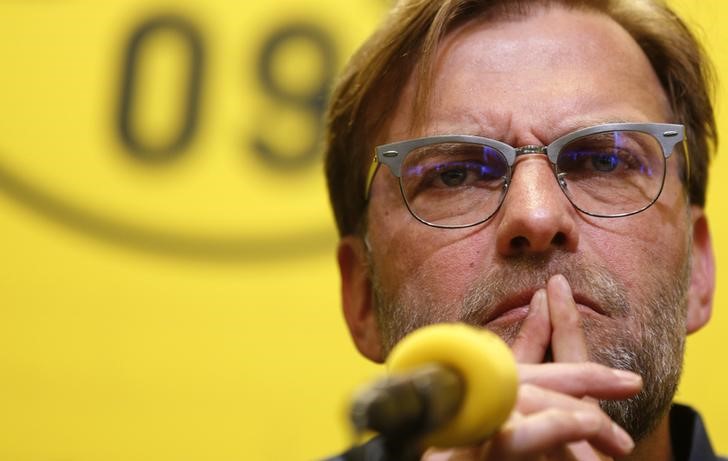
left=385, top=5, right=671, bottom=142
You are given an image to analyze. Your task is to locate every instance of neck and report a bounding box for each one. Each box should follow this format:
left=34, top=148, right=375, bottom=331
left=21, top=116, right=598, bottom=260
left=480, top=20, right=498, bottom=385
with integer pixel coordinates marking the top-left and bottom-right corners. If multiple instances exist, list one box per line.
left=619, top=412, right=672, bottom=461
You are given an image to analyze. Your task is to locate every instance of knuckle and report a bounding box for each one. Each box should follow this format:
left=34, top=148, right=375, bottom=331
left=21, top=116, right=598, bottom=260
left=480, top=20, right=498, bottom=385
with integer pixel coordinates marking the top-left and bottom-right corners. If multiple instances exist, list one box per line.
left=543, top=408, right=584, bottom=431
left=548, top=407, right=606, bottom=434
left=516, top=383, right=545, bottom=406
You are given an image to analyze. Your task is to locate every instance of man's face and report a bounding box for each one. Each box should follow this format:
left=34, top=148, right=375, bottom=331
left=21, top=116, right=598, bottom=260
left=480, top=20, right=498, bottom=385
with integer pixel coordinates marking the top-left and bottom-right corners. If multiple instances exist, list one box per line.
left=340, top=5, right=714, bottom=442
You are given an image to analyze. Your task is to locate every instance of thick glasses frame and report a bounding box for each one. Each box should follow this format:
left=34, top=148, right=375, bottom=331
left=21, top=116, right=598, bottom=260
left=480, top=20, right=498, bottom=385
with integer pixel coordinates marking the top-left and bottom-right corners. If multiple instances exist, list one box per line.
left=365, top=122, right=687, bottom=228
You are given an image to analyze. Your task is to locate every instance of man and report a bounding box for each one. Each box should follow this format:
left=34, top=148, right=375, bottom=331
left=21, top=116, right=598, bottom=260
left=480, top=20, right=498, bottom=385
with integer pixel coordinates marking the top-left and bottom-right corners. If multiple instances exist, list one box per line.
left=324, top=0, right=723, bottom=459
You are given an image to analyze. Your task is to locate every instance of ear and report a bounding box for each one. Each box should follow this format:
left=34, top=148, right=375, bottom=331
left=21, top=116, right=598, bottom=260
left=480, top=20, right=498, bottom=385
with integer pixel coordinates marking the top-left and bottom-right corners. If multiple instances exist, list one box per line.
left=338, top=236, right=385, bottom=363
left=686, top=206, right=715, bottom=334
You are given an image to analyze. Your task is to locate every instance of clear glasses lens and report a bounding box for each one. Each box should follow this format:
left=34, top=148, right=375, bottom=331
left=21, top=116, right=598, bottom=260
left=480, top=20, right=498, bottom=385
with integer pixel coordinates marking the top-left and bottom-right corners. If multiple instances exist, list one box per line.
left=400, top=142, right=509, bottom=226
left=395, top=130, right=669, bottom=227
left=555, top=130, right=666, bottom=216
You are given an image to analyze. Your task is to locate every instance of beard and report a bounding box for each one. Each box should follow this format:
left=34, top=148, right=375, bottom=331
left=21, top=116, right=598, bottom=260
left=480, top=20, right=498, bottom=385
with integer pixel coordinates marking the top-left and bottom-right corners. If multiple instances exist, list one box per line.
left=369, top=250, right=690, bottom=443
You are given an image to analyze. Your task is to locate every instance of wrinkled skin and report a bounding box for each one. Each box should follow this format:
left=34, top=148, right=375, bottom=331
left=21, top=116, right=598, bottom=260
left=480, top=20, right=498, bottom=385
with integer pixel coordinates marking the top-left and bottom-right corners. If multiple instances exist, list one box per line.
left=337, top=5, right=715, bottom=461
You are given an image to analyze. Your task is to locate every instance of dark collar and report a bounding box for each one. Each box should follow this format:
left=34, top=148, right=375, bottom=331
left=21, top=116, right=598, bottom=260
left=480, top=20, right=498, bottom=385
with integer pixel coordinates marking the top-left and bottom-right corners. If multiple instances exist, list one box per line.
left=328, top=403, right=726, bottom=461
left=670, top=403, right=726, bottom=461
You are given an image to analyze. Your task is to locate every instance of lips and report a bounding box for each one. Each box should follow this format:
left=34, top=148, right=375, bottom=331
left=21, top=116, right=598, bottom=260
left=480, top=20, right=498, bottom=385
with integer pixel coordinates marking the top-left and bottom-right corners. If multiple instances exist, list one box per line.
left=482, top=289, right=607, bottom=326
left=483, top=290, right=537, bottom=325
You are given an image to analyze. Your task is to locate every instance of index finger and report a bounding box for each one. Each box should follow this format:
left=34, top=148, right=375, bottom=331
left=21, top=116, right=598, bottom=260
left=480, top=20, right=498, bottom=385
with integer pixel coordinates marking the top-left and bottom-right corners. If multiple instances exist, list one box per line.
left=511, top=288, right=551, bottom=363
left=548, top=274, right=590, bottom=363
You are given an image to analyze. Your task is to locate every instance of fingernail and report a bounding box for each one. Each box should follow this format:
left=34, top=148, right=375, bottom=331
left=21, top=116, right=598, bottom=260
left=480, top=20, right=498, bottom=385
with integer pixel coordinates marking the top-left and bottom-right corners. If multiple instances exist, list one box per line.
left=612, top=422, right=635, bottom=451
left=529, top=289, right=546, bottom=314
left=553, top=274, right=572, bottom=294
left=573, top=411, right=601, bottom=432
left=612, top=369, right=643, bottom=385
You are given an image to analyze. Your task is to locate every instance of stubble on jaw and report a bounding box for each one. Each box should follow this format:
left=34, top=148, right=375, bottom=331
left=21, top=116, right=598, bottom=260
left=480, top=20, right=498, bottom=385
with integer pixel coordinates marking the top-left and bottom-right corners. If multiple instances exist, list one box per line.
left=367, top=248, right=690, bottom=442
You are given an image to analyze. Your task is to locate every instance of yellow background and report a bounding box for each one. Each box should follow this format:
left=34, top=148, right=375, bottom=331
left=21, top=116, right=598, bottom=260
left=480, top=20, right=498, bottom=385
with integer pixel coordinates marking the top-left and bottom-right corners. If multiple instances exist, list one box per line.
left=0, top=1, right=725, bottom=460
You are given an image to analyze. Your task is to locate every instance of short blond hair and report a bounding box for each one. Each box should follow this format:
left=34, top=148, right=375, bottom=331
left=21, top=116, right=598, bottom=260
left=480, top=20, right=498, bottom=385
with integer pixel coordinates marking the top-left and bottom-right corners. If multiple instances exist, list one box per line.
left=324, top=0, right=717, bottom=236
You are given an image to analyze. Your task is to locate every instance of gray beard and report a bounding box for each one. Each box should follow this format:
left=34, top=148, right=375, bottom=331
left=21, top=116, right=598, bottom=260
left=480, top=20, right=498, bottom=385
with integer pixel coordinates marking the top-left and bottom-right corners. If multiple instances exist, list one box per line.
left=369, top=251, right=690, bottom=443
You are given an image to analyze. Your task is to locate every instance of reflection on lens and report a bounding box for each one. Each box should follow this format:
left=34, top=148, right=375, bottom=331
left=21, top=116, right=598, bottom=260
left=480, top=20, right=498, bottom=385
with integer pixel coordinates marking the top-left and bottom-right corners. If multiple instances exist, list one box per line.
left=556, top=131, right=665, bottom=216
left=400, top=142, right=508, bottom=226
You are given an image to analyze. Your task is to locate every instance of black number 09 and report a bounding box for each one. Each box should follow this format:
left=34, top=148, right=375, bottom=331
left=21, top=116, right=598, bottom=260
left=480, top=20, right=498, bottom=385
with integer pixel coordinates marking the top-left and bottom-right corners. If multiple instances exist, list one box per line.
left=117, top=15, right=337, bottom=170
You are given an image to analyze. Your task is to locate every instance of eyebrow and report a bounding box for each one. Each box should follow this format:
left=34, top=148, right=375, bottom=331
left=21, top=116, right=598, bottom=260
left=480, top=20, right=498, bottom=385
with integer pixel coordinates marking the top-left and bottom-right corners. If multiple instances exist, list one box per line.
left=394, top=117, right=647, bottom=146
left=553, top=118, right=635, bottom=137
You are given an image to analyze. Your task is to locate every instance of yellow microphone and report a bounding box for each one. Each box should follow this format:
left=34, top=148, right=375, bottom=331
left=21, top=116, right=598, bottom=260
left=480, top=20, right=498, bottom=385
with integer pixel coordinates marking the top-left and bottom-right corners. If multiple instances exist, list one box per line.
left=350, top=323, right=518, bottom=448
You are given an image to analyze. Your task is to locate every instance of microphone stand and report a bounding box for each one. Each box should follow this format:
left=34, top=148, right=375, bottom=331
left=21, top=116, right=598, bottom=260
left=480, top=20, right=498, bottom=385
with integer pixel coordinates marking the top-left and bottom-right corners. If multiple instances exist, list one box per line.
left=340, top=436, right=422, bottom=461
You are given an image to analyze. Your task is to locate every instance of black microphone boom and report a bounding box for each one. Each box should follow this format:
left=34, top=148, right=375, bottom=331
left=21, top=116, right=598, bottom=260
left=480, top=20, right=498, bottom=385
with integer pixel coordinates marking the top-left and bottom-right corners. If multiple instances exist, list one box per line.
left=350, top=363, right=464, bottom=440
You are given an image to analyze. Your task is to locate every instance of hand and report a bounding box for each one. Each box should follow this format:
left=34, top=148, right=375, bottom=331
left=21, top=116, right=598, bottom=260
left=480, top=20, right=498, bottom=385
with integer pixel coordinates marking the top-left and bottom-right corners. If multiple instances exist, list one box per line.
left=423, top=275, right=642, bottom=460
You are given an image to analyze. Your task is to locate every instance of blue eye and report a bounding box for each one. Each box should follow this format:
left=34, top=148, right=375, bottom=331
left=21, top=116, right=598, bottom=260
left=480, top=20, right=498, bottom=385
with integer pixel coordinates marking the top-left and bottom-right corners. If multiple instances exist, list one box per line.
left=590, top=152, right=619, bottom=172
left=403, top=143, right=508, bottom=192
left=440, top=167, right=467, bottom=186
left=558, top=148, right=626, bottom=175
left=434, top=161, right=503, bottom=187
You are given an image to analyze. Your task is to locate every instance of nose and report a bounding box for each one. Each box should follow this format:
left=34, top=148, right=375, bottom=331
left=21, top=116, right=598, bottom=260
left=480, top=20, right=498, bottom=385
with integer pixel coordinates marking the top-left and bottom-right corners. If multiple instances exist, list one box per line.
left=495, top=156, right=579, bottom=256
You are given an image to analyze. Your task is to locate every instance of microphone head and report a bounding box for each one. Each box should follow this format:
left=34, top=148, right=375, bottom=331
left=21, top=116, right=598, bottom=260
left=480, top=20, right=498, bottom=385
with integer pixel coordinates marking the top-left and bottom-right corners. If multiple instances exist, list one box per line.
left=387, top=323, right=518, bottom=448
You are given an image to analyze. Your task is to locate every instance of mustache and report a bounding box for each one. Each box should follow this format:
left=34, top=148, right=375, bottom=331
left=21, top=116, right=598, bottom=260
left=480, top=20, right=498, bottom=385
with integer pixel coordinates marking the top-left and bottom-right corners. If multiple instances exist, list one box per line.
left=371, top=251, right=636, bottom=354
left=458, top=253, right=630, bottom=325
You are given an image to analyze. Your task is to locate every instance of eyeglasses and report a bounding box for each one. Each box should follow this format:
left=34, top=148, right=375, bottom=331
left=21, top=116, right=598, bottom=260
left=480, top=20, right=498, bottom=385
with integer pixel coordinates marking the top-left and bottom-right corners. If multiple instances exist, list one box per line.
left=365, top=123, right=686, bottom=228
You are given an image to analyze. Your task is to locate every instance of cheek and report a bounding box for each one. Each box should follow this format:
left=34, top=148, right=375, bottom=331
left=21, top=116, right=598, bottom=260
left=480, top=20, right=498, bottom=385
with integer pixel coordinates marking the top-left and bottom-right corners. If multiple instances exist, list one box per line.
left=368, top=188, right=497, bottom=305
left=580, top=185, right=689, bottom=298
left=373, top=229, right=486, bottom=303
